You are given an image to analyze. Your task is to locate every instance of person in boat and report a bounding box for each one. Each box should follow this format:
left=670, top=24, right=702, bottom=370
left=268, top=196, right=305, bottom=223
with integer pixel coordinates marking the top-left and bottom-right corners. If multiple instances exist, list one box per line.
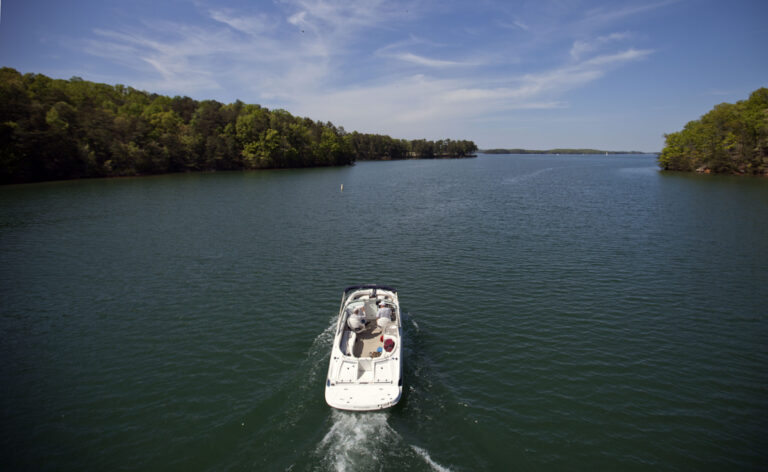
left=377, top=301, right=392, bottom=320
left=376, top=301, right=392, bottom=331
left=347, top=306, right=367, bottom=332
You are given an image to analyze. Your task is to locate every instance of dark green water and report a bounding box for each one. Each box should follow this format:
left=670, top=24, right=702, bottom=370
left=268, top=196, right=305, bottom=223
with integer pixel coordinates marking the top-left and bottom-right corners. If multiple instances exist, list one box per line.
left=1, top=155, right=767, bottom=471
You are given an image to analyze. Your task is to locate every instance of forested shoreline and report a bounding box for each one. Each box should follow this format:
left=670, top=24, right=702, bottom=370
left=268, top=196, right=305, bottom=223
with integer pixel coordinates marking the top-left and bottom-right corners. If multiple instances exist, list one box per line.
left=482, top=148, right=649, bottom=155
left=0, top=68, right=477, bottom=184
left=659, top=88, right=768, bottom=175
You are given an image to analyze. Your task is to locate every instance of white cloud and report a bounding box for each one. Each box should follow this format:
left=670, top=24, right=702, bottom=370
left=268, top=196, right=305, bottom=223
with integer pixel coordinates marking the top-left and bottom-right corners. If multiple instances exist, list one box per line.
left=85, top=11, right=335, bottom=100
left=570, top=31, right=632, bottom=59
left=209, top=9, right=274, bottom=35
left=282, top=0, right=406, bottom=37
left=514, top=20, right=530, bottom=31
left=581, top=48, right=652, bottom=66
left=291, top=44, right=652, bottom=138
left=391, top=52, right=472, bottom=68
left=582, top=0, right=680, bottom=25
left=287, top=11, right=308, bottom=28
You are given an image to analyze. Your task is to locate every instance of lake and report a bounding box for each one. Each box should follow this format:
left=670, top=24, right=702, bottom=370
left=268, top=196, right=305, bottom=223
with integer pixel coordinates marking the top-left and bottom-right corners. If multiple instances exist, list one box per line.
left=1, top=154, right=767, bottom=471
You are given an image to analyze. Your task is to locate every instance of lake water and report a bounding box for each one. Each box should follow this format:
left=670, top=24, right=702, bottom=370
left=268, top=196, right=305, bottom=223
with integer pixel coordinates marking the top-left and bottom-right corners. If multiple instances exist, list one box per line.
left=1, top=154, right=767, bottom=471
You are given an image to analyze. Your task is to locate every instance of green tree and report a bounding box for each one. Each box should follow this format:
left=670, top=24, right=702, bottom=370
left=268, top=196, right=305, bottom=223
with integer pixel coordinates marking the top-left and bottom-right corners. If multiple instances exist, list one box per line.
left=0, top=68, right=477, bottom=183
left=659, top=88, right=768, bottom=175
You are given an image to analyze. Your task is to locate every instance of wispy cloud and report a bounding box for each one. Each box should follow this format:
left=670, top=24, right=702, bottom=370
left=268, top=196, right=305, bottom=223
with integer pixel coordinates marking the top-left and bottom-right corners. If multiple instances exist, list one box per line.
left=77, top=0, right=656, bottom=143
left=291, top=45, right=653, bottom=138
left=209, top=9, right=275, bottom=36
left=513, top=20, right=530, bottom=31
left=281, top=0, right=407, bottom=39
left=570, top=31, right=632, bottom=59
left=582, top=48, right=652, bottom=66
left=498, top=19, right=530, bottom=31
left=390, top=52, right=474, bottom=68
left=376, top=35, right=449, bottom=54
left=582, top=0, right=680, bottom=25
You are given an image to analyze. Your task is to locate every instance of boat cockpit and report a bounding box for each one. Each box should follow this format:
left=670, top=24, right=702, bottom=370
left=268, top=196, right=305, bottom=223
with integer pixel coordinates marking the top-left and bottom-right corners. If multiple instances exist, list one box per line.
left=338, top=290, right=398, bottom=360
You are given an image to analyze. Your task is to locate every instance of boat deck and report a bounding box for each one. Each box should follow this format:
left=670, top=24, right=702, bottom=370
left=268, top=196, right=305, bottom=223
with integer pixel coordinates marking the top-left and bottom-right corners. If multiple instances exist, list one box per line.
left=348, top=309, right=399, bottom=358
left=353, top=324, right=386, bottom=357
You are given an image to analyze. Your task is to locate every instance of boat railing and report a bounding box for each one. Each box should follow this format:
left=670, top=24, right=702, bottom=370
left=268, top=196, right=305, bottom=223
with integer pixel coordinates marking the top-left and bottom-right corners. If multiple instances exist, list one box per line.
left=334, top=290, right=348, bottom=336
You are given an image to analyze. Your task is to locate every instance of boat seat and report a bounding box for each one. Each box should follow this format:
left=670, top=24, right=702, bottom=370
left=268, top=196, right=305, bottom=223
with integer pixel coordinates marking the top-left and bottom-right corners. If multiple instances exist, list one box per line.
left=346, top=331, right=357, bottom=356
left=364, top=299, right=378, bottom=320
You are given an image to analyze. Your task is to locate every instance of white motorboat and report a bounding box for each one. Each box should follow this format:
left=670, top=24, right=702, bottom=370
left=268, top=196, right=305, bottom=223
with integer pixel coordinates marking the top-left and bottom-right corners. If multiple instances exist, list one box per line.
left=325, top=285, right=403, bottom=411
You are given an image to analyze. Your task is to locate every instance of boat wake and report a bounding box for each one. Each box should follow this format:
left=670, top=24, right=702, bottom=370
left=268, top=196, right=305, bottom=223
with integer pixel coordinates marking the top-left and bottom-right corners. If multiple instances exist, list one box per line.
left=410, top=446, right=453, bottom=472
left=266, top=316, right=339, bottom=435
left=306, top=316, right=338, bottom=383
left=405, top=311, right=420, bottom=332
left=316, top=410, right=394, bottom=472
left=503, top=166, right=555, bottom=184
left=315, top=410, right=453, bottom=472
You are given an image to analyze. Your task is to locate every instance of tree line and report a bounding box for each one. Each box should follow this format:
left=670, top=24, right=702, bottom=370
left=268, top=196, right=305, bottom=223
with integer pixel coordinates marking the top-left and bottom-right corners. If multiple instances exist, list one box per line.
left=347, top=132, right=477, bottom=160
left=482, top=148, right=648, bottom=155
left=0, top=68, right=477, bottom=184
left=659, top=88, right=768, bottom=175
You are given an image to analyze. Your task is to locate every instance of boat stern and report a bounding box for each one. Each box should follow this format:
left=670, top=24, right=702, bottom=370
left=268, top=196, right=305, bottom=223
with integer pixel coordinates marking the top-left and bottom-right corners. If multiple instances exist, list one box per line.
left=325, top=381, right=402, bottom=411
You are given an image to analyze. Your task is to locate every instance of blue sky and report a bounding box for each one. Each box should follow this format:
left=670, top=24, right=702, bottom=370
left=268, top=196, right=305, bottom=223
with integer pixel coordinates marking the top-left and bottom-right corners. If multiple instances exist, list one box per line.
left=1, top=0, right=766, bottom=151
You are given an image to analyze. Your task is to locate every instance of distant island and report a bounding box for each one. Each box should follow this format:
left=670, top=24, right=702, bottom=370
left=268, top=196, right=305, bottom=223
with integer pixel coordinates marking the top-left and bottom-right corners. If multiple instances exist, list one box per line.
left=0, top=68, right=477, bottom=184
left=659, top=87, right=768, bottom=175
left=481, top=149, right=651, bottom=155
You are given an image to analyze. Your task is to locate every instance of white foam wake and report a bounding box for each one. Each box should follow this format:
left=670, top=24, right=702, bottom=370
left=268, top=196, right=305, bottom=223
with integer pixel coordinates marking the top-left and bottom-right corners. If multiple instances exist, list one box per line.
left=309, top=316, right=339, bottom=354
left=306, top=316, right=339, bottom=384
left=317, top=410, right=395, bottom=472
left=503, top=166, right=555, bottom=184
left=316, top=409, right=454, bottom=472
left=411, top=445, right=453, bottom=472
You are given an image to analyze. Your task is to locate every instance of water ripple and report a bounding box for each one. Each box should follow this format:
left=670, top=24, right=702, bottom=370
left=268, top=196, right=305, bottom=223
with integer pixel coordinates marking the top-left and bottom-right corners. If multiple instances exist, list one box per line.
left=2, top=157, right=767, bottom=470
